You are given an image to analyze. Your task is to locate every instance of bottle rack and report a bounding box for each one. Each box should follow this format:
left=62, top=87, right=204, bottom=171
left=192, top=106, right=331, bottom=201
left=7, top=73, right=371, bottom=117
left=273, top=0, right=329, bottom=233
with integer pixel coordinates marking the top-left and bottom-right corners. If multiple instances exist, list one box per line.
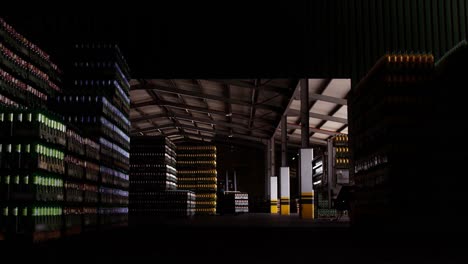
left=177, top=144, right=217, bottom=215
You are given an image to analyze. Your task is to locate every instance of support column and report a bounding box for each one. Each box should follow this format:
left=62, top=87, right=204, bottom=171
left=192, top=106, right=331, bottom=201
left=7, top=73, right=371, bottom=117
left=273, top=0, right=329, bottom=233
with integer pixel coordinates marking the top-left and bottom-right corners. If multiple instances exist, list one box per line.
left=234, top=170, right=237, bottom=191
left=280, top=167, right=290, bottom=215
left=271, top=137, right=275, bottom=178
left=270, top=176, right=278, bottom=214
left=300, top=148, right=314, bottom=219
left=299, top=78, right=314, bottom=219
left=327, top=139, right=334, bottom=208
left=265, top=140, right=271, bottom=199
left=281, top=115, right=287, bottom=166
left=280, top=116, right=290, bottom=215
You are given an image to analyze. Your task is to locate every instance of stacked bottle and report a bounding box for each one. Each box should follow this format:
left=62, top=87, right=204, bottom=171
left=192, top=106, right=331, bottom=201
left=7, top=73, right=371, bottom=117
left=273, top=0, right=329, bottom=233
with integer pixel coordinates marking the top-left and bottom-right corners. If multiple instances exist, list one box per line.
left=349, top=53, right=436, bottom=228
left=49, top=43, right=131, bottom=229
left=177, top=145, right=217, bottom=215
left=129, top=136, right=195, bottom=221
left=0, top=17, right=65, bottom=242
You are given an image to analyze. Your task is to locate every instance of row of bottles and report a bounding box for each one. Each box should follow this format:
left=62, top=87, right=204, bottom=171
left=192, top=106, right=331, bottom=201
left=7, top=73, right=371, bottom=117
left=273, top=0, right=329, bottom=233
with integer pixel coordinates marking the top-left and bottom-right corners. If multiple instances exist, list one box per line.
left=0, top=173, right=64, bottom=202
left=354, top=153, right=388, bottom=174
left=178, top=146, right=216, bottom=151
left=177, top=160, right=217, bottom=165
left=177, top=153, right=216, bottom=158
left=177, top=184, right=217, bottom=189
left=0, top=68, right=47, bottom=102
left=0, top=94, right=20, bottom=108
left=66, top=129, right=85, bottom=156
left=178, top=170, right=217, bottom=174
left=0, top=18, right=52, bottom=64
left=0, top=143, right=65, bottom=173
left=0, top=43, right=60, bottom=93
left=334, top=134, right=348, bottom=145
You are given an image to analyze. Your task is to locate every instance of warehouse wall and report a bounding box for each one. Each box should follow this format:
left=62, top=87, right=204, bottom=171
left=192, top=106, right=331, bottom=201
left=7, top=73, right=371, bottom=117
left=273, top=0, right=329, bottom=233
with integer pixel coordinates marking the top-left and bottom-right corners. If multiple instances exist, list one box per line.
left=305, top=0, right=468, bottom=82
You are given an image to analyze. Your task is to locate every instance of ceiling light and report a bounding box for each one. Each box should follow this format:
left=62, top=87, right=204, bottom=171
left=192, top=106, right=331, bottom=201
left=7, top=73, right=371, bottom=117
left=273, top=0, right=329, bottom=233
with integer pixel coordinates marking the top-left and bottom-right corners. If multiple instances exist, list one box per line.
left=292, top=157, right=295, bottom=160
left=139, top=132, right=143, bottom=135
left=228, top=134, right=233, bottom=138
left=226, top=113, right=232, bottom=117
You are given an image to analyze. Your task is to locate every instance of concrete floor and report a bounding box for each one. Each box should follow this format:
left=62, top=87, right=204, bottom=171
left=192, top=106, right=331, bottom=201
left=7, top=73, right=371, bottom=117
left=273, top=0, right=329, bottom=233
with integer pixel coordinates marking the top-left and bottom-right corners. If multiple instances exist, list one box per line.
left=1, top=213, right=466, bottom=263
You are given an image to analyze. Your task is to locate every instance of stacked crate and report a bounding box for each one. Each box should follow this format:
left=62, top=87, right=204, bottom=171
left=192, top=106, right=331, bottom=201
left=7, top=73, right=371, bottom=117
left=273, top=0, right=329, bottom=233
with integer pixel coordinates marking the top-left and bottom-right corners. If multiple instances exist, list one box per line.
left=348, top=53, right=435, bottom=229
left=0, top=17, right=64, bottom=242
left=51, top=43, right=130, bottom=229
left=130, top=136, right=195, bottom=221
left=221, top=191, right=249, bottom=214
left=177, top=145, right=217, bottom=215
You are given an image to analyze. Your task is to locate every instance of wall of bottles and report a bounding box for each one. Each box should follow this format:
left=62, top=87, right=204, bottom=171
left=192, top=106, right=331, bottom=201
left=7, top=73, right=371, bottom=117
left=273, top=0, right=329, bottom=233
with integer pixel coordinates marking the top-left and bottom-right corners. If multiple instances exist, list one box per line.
left=130, top=136, right=195, bottom=221
left=0, top=17, right=65, bottom=241
left=348, top=53, right=436, bottom=227
left=177, top=145, right=217, bottom=215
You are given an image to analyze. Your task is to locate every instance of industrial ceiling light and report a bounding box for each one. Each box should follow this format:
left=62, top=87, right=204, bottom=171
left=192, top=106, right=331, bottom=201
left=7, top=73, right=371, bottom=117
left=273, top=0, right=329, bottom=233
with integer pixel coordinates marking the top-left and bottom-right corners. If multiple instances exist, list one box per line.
left=228, top=134, right=233, bottom=138
left=225, top=112, right=232, bottom=117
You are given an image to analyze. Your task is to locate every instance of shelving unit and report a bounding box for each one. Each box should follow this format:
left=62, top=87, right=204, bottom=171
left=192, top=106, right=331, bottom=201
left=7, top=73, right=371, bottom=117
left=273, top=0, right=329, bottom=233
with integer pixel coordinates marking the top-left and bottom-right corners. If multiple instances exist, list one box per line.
left=177, top=145, right=217, bottom=215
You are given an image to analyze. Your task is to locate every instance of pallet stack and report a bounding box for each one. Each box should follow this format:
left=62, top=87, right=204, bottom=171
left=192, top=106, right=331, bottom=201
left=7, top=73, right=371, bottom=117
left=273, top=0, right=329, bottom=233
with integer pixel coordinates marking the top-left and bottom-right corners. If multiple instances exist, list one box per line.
left=177, top=145, right=217, bottom=215
left=129, top=136, right=194, bottom=222
left=348, top=53, right=435, bottom=229
left=0, top=17, right=64, bottom=242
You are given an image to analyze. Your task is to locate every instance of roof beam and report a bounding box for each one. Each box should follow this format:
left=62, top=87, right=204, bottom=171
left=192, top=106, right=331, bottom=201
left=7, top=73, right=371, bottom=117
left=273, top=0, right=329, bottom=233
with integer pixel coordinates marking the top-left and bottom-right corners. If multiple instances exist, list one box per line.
left=248, top=79, right=260, bottom=131
left=131, top=123, right=176, bottom=134
left=309, top=93, right=347, bottom=105
left=174, top=124, right=267, bottom=142
left=287, top=109, right=347, bottom=124
left=206, top=79, right=290, bottom=95
left=131, top=99, right=276, bottom=124
left=286, top=123, right=342, bottom=136
left=131, top=83, right=282, bottom=112
left=131, top=112, right=274, bottom=132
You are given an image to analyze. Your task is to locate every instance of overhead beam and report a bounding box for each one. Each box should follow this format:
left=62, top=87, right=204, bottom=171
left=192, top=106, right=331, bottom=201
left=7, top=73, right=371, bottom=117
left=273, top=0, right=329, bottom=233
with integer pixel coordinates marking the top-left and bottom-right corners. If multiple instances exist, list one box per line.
left=132, top=99, right=276, bottom=123
left=131, top=123, right=176, bottom=134
left=286, top=123, right=341, bottom=136
left=248, top=79, right=260, bottom=131
left=309, top=93, right=347, bottom=105
left=206, top=79, right=290, bottom=95
left=287, top=109, right=347, bottom=124
left=131, top=112, right=274, bottom=132
left=301, top=78, right=309, bottom=147
left=131, top=83, right=282, bottom=112
left=174, top=124, right=268, bottom=142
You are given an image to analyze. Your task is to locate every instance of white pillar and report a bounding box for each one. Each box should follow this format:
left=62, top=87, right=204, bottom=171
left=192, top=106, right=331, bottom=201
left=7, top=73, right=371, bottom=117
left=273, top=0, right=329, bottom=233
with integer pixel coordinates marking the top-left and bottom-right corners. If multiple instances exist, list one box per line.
left=270, top=176, right=278, bottom=214
left=300, top=148, right=314, bottom=219
left=280, top=167, right=290, bottom=215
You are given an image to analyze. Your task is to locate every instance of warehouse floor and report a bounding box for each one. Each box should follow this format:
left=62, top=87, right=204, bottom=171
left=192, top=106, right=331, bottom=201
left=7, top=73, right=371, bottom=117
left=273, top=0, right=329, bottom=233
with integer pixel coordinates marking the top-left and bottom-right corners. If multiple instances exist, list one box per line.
left=1, top=214, right=466, bottom=263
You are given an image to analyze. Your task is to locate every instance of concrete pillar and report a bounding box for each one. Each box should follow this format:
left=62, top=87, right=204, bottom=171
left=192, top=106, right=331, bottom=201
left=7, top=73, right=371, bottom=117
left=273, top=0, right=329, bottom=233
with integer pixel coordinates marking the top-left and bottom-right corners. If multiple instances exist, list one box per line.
left=281, top=115, right=287, bottom=167
left=280, top=167, right=290, bottom=215
left=300, top=148, right=314, bottom=219
left=270, top=176, right=278, bottom=214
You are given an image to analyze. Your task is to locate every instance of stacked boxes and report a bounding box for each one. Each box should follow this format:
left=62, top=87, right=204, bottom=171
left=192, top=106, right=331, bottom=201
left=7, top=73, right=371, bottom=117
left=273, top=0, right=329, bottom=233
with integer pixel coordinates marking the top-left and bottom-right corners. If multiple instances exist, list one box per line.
left=177, top=145, right=217, bottom=215
left=0, top=17, right=64, bottom=241
left=130, top=136, right=194, bottom=221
